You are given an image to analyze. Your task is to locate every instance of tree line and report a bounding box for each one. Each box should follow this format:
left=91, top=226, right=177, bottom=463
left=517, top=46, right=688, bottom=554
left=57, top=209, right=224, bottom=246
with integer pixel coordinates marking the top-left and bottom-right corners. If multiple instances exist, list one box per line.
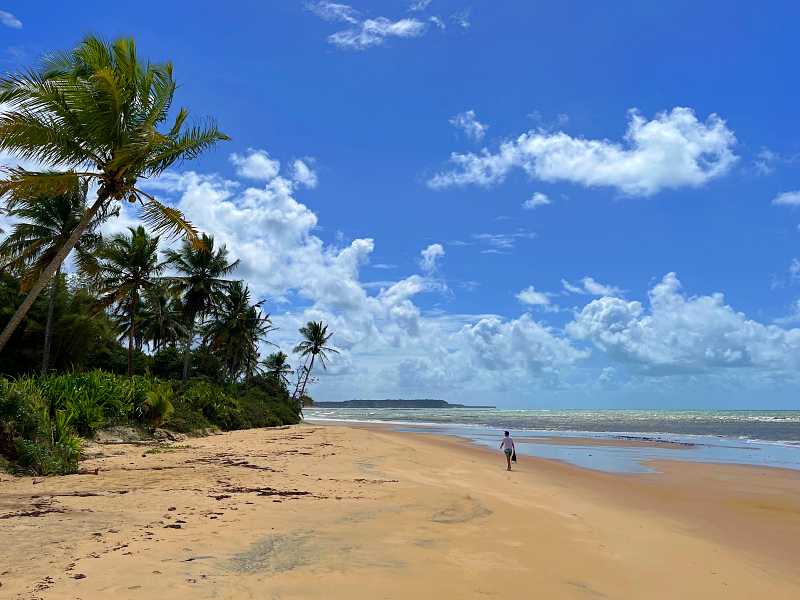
left=0, top=35, right=337, bottom=405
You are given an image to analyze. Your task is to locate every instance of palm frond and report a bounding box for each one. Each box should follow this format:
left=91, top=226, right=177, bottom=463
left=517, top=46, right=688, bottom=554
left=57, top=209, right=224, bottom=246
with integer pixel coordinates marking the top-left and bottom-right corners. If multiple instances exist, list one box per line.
left=0, top=108, right=99, bottom=167
left=0, top=170, right=86, bottom=209
left=137, top=192, right=200, bottom=246
left=145, top=121, right=230, bottom=175
left=169, top=107, right=188, bottom=136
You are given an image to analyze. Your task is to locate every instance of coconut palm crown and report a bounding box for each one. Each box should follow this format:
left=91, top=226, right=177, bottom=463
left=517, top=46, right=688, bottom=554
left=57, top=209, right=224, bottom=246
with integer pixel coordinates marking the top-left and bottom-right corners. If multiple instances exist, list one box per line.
left=0, top=179, right=105, bottom=283
left=163, top=233, right=239, bottom=380
left=263, top=351, right=293, bottom=389
left=204, top=281, right=274, bottom=382
left=95, top=226, right=166, bottom=375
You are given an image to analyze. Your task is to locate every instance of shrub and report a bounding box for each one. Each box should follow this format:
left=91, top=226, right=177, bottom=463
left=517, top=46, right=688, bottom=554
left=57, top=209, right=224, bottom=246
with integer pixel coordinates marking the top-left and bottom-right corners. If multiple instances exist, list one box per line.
left=234, top=383, right=300, bottom=428
left=65, top=390, right=106, bottom=436
left=40, top=371, right=123, bottom=427
left=37, top=371, right=155, bottom=431
left=151, top=347, right=184, bottom=380
left=179, top=380, right=244, bottom=430
left=1, top=365, right=303, bottom=475
left=0, top=378, right=82, bottom=475
left=142, top=384, right=174, bottom=428
left=238, top=390, right=283, bottom=428
left=162, top=396, right=213, bottom=433
left=0, top=379, right=43, bottom=444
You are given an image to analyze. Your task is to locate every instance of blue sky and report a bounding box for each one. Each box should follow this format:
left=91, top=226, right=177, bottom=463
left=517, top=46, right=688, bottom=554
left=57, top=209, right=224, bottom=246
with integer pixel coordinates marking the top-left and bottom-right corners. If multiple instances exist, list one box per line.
left=2, top=1, right=800, bottom=408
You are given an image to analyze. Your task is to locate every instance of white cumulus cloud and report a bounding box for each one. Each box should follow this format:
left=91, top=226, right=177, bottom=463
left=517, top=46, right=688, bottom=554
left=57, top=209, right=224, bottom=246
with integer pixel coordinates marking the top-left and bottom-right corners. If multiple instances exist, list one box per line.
left=428, top=107, right=738, bottom=197
left=523, top=192, right=551, bottom=209
left=567, top=272, right=800, bottom=374
left=449, top=110, right=488, bottom=142
left=460, top=314, right=588, bottom=374
left=230, top=149, right=280, bottom=181
left=419, top=243, right=445, bottom=274
left=516, top=285, right=550, bottom=306
left=292, top=159, right=318, bottom=189
left=773, top=190, right=800, bottom=206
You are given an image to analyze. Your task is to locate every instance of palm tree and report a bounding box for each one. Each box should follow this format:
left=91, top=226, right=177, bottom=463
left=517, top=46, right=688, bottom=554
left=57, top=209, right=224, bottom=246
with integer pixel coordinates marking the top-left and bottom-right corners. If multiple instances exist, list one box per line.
left=0, top=180, right=104, bottom=373
left=138, top=283, right=187, bottom=352
left=292, top=321, right=338, bottom=407
left=95, top=226, right=164, bottom=375
left=113, top=295, right=147, bottom=353
left=203, top=281, right=273, bottom=382
left=263, top=351, right=293, bottom=389
left=0, top=35, right=228, bottom=354
left=163, top=233, right=239, bottom=381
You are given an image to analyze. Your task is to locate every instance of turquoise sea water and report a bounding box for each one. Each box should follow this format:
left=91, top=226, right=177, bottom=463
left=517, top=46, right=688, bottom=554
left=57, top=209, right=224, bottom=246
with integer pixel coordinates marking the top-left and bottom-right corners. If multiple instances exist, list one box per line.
left=305, top=408, right=800, bottom=473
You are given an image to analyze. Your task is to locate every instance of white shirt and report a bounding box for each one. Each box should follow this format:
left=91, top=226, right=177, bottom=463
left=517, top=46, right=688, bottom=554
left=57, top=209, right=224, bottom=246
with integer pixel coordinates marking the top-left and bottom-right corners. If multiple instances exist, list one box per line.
left=501, top=436, right=514, bottom=450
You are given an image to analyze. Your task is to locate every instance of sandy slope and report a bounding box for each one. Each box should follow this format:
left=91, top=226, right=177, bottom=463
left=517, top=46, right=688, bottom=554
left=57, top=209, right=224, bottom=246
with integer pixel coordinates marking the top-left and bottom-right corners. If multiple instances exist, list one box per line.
left=1, top=423, right=798, bottom=599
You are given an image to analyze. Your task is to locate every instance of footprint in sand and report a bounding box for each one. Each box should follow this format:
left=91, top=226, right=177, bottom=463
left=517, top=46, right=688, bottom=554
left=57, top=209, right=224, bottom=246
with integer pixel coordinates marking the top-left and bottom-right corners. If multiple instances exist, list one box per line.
left=431, top=496, right=492, bottom=524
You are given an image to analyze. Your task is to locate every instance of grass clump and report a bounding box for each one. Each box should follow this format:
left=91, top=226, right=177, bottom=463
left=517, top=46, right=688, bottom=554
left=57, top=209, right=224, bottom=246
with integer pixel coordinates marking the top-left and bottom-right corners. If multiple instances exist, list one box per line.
left=141, top=384, right=174, bottom=428
left=143, top=444, right=190, bottom=455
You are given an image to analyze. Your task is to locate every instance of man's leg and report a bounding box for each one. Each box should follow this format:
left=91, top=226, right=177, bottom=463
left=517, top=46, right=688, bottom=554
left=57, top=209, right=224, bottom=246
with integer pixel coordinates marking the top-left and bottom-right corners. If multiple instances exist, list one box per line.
left=506, top=452, right=512, bottom=470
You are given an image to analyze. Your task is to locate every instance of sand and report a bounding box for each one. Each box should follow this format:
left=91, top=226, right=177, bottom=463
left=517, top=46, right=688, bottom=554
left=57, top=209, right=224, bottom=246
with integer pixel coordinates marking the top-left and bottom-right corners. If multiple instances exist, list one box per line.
left=1, top=423, right=799, bottom=599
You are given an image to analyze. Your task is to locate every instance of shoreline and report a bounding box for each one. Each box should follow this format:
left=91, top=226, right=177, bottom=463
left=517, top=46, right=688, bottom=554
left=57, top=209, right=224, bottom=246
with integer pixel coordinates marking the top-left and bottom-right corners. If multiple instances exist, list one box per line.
left=307, top=417, right=800, bottom=474
left=304, top=415, right=800, bottom=446
left=340, top=418, right=800, bottom=475
left=1, top=422, right=799, bottom=599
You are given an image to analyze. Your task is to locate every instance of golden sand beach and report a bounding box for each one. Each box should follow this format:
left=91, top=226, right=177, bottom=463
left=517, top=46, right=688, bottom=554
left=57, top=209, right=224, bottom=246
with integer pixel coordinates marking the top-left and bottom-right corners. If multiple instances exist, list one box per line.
left=1, top=423, right=799, bottom=599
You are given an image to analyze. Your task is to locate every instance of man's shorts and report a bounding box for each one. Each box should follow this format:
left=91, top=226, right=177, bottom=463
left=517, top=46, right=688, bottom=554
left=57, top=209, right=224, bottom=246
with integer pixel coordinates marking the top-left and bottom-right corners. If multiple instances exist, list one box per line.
left=504, top=449, right=513, bottom=456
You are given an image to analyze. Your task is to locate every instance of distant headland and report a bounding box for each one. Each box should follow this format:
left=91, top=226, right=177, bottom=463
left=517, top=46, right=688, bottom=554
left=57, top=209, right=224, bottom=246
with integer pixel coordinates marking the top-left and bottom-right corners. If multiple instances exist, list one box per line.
left=311, top=399, right=496, bottom=409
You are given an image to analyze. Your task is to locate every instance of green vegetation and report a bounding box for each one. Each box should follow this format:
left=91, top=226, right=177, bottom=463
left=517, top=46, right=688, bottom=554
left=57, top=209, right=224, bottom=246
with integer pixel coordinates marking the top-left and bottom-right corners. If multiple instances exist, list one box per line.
left=164, top=233, right=239, bottom=381
left=0, top=370, right=304, bottom=474
left=0, top=35, right=228, bottom=353
left=0, top=35, right=340, bottom=476
left=143, top=444, right=190, bottom=455
left=0, top=179, right=103, bottom=375
left=0, top=376, right=84, bottom=475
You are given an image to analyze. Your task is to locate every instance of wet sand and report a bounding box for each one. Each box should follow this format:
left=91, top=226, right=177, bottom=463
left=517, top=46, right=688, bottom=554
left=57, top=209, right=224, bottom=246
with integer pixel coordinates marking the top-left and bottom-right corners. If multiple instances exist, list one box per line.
left=512, top=434, right=695, bottom=448
left=1, top=423, right=798, bottom=599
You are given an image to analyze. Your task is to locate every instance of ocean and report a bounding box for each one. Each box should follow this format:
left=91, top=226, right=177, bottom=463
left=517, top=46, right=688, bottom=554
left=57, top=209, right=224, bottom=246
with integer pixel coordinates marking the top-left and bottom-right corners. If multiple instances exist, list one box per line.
left=305, top=407, right=800, bottom=473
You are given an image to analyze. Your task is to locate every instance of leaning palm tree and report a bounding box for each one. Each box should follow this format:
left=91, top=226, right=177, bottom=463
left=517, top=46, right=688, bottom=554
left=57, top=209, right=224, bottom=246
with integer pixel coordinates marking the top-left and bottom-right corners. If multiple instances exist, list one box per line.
left=262, top=351, right=293, bottom=389
left=95, top=226, right=164, bottom=375
left=0, top=179, right=105, bottom=373
left=163, top=233, right=239, bottom=381
left=292, top=321, right=338, bottom=406
left=0, top=35, right=229, bottom=354
left=203, top=281, right=273, bottom=382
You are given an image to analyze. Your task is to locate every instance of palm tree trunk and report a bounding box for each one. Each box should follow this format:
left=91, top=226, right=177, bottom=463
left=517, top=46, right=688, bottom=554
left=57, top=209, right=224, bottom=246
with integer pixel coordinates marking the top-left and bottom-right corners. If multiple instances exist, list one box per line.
left=181, top=314, right=196, bottom=383
left=297, top=354, right=315, bottom=411
left=0, top=193, right=108, bottom=354
left=291, top=355, right=310, bottom=401
left=127, top=294, right=137, bottom=376
left=41, top=266, right=61, bottom=375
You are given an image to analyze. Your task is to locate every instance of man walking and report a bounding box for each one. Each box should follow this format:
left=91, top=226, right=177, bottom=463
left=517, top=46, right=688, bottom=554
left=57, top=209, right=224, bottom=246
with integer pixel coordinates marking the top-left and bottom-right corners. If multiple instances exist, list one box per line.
left=499, top=431, right=516, bottom=471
